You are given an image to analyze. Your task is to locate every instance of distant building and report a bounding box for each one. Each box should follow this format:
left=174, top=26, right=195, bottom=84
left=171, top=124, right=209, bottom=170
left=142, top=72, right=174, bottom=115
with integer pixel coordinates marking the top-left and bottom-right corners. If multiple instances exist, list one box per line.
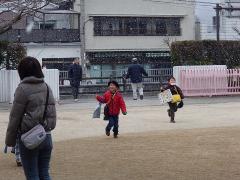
left=74, top=0, right=195, bottom=74
left=0, top=2, right=80, bottom=71
left=198, top=0, right=240, bottom=40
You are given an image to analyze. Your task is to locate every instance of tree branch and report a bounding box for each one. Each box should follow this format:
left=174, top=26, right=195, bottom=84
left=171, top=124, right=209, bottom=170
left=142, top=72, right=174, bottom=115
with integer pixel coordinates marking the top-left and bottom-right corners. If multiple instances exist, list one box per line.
left=0, top=10, right=23, bottom=34
left=0, top=0, right=50, bottom=35
left=232, top=26, right=240, bottom=36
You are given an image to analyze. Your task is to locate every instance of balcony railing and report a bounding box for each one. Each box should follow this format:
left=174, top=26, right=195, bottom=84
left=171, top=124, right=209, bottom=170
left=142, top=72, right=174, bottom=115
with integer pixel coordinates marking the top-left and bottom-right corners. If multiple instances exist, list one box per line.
left=0, top=29, right=80, bottom=43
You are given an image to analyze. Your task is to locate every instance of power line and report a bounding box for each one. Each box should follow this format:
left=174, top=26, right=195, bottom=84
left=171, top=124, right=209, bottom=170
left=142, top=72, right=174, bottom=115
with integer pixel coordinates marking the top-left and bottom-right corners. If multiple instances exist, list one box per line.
left=145, top=0, right=217, bottom=8
left=181, top=0, right=219, bottom=5
left=146, top=0, right=223, bottom=7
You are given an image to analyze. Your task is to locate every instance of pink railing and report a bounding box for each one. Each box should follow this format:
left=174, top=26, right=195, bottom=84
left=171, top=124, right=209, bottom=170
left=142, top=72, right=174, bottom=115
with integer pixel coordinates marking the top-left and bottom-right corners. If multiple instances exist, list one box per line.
left=180, top=69, right=240, bottom=96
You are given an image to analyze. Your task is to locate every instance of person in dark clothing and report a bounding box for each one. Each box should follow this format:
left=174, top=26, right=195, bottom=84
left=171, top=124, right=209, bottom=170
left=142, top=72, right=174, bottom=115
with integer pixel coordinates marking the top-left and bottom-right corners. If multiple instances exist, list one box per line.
left=68, top=58, right=83, bottom=101
left=126, top=58, right=148, bottom=100
left=161, top=76, right=184, bottom=123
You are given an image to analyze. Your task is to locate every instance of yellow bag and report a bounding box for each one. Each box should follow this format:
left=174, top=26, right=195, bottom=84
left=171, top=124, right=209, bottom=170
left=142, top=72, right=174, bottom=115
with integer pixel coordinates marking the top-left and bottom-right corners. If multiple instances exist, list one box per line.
left=171, top=87, right=181, bottom=103
left=172, top=94, right=181, bottom=103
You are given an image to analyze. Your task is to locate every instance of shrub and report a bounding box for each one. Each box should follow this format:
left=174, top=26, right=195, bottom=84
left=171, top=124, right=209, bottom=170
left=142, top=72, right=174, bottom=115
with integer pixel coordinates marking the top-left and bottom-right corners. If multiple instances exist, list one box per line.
left=0, top=41, right=26, bottom=70
left=171, top=40, right=240, bottom=68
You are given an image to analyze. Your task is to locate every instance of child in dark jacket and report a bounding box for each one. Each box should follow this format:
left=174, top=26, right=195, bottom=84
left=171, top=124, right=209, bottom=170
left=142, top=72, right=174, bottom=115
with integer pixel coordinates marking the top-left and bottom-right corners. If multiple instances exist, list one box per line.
left=96, top=81, right=127, bottom=138
left=161, top=76, right=184, bottom=123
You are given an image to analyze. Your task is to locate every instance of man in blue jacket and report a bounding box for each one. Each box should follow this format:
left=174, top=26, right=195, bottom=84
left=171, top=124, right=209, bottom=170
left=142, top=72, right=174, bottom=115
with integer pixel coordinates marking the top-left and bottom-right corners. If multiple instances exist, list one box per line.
left=68, top=58, right=82, bottom=101
left=126, top=58, right=148, bottom=100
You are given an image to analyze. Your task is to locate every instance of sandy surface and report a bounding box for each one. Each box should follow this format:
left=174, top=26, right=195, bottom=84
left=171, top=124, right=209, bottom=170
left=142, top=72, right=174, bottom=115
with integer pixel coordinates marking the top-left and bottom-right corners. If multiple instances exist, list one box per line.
left=1, top=97, right=240, bottom=144
left=1, top=127, right=240, bottom=180
left=0, top=97, right=240, bottom=180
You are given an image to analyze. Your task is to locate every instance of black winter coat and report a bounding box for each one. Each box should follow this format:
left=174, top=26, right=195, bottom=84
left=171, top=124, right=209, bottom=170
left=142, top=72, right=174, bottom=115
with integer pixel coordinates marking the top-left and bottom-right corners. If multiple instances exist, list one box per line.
left=126, top=64, right=148, bottom=83
left=162, top=84, right=184, bottom=99
left=68, top=64, right=82, bottom=80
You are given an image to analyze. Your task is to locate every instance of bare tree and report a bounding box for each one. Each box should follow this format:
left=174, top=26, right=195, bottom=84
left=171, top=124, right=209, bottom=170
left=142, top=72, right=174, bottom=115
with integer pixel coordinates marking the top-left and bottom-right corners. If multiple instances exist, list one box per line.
left=163, top=35, right=177, bottom=49
left=0, top=0, right=50, bottom=34
left=232, top=26, right=240, bottom=36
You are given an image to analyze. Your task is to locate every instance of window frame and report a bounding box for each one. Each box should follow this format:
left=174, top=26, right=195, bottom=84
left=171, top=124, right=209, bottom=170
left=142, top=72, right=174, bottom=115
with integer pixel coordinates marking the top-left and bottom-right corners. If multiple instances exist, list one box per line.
left=93, top=16, right=182, bottom=36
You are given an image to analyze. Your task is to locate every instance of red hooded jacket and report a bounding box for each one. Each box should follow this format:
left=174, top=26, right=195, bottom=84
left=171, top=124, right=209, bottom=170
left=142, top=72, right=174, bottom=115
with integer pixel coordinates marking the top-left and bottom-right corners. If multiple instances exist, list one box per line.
left=96, top=91, right=127, bottom=116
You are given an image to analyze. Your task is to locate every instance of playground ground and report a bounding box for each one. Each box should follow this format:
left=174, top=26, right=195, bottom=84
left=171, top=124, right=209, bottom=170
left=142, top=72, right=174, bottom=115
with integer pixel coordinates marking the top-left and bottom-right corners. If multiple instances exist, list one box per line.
left=0, top=96, right=240, bottom=180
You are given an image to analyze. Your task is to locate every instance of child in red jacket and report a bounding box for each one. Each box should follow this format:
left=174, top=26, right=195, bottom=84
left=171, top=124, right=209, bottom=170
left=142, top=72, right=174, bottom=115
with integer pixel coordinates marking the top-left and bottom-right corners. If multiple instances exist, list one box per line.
left=96, top=81, right=127, bottom=138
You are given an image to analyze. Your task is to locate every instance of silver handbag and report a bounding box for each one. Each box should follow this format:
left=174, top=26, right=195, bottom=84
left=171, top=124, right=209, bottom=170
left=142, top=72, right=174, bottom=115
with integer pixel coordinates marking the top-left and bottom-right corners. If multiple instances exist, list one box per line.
left=21, top=124, right=46, bottom=150
left=21, top=84, right=49, bottom=150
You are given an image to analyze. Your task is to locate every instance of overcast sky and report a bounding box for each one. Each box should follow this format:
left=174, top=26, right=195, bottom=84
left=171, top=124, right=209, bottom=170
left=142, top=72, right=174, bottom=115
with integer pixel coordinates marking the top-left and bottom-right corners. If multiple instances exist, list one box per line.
left=196, top=0, right=220, bottom=24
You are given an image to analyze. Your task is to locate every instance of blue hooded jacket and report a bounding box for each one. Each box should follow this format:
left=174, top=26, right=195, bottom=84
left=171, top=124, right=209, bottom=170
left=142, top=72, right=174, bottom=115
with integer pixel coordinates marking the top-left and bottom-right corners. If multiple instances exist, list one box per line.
left=126, top=64, right=148, bottom=83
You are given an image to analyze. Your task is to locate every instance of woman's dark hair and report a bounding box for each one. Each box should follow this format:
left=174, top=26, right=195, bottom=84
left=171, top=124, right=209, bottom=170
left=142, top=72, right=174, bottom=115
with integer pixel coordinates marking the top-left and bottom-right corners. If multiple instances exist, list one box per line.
left=167, top=76, right=176, bottom=82
left=108, top=81, right=120, bottom=89
left=18, top=56, right=44, bottom=80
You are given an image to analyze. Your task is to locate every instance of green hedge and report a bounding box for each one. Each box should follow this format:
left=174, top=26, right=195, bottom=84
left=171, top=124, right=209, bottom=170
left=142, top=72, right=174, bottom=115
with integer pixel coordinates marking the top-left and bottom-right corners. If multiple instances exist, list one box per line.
left=0, top=41, right=26, bottom=70
left=171, top=40, right=240, bottom=68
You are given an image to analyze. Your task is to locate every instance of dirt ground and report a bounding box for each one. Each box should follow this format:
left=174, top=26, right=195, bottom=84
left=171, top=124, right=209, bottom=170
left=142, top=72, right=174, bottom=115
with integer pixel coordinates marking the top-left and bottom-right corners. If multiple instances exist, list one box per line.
left=1, top=127, right=240, bottom=180
left=1, top=97, right=240, bottom=180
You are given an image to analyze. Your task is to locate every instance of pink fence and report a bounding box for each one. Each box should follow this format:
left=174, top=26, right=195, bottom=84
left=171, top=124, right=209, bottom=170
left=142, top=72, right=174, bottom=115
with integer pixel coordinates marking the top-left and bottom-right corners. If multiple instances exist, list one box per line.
left=180, top=69, right=240, bottom=96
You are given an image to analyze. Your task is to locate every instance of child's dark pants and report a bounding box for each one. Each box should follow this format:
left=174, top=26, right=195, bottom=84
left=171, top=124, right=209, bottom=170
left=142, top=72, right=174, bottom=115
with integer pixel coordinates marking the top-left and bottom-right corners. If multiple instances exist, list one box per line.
left=106, top=116, right=119, bottom=135
left=168, top=102, right=178, bottom=121
left=168, top=101, right=184, bottom=121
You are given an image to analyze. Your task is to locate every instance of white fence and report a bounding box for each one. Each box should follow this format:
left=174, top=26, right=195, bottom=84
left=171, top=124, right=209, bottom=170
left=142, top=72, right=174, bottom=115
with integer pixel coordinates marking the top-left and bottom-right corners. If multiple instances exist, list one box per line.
left=0, top=71, right=10, bottom=102
left=0, top=70, right=59, bottom=103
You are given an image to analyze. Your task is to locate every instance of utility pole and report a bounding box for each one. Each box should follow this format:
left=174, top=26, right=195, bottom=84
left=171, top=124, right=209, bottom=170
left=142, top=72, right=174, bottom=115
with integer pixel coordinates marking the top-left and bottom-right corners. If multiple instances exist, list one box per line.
left=80, top=0, right=86, bottom=75
left=215, top=4, right=221, bottom=42
left=214, top=3, right=240, bottom=42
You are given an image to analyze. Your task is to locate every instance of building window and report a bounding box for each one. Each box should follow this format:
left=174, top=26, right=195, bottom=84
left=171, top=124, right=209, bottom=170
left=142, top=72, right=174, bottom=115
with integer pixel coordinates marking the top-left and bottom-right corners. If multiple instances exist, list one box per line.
left=39, top=21, right=56, bottom=30
left=167, top=18, right=181, bottom=36
left=155, top=18, right=167, bottom=35
left=138, top=18, right=148, bottom=35
left=93, top=16, right=181, bottom=36
left=94, top=17, right=102, bottom=35
left=125, top=17, right=138, bottom=35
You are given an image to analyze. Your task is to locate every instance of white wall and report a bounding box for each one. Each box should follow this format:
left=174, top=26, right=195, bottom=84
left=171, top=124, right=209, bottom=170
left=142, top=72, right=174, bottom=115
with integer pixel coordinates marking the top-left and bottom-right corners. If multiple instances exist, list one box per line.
left=75, top=0, right=195, bottom=51
left=0, top=71, right=10, bottom=102
left=0, top=70, right=60, bottom=103
left=26, top=44, right=81, bottom=64
left=84, top=0, right=193, bottom=16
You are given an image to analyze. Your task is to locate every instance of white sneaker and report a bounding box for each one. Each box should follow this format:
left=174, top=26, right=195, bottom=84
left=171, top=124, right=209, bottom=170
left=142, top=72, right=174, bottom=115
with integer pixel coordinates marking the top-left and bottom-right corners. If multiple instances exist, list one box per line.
left=74, top=99, right=79, bottom=102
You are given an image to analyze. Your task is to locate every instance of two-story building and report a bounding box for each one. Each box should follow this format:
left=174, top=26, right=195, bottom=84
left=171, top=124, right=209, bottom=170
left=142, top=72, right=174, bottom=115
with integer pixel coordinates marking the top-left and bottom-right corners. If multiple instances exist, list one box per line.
left=74, top=0, right=195, bottom=75
left=0, top=2, right=80, bottom=71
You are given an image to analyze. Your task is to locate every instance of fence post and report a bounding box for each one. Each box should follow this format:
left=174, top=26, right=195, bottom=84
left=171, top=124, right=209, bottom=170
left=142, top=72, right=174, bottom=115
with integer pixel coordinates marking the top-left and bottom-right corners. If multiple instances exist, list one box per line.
left=122, top=71, right=127, bottom=93
left=109, top=75, right=113, bottom=82
left=123, top=76, right=126, bottom=93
